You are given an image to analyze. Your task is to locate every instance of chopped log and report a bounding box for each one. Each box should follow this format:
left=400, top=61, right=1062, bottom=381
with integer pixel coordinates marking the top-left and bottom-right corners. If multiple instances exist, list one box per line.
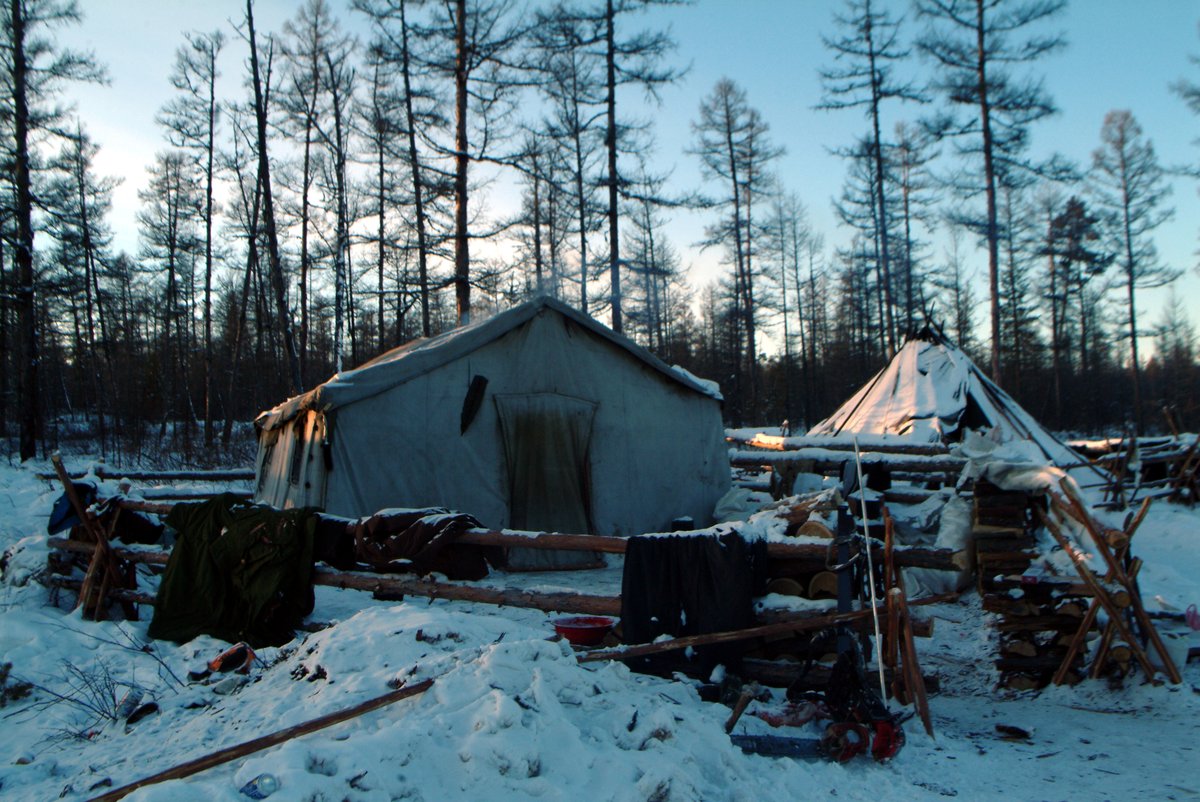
left=981, top=596, right=1043, bottom=617
left=795, top=520, right=834, bottom=539
left=1000, top=674, right=1042, bottom=691
left=975, top=537, right=1037, bottom=554
left=989, top=575, right=1131, bottom=607
left=995, top=615, right=1095, bottom=634
left=91, top=679, right=434, bottom=801
left=997, top=654, right=1081, bottom=674
left=807, top=571, right=838, bottom=599
left=999, top=639, right=1039, bottom=658
left=1053, top=602, right=1086, bottom=619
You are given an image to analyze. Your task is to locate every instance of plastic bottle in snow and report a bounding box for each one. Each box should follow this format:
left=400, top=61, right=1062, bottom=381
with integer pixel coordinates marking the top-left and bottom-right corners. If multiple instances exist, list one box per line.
left=115, top=688, right=143, bottom=720
left=238, top=773, right=279, bottom=799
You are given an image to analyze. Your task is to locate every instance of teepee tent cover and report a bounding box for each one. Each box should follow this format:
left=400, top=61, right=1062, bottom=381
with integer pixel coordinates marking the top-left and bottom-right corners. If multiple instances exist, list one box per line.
left=253, top=297, right=730, bottom=538
left=808, top=329, right=1082, bottom=467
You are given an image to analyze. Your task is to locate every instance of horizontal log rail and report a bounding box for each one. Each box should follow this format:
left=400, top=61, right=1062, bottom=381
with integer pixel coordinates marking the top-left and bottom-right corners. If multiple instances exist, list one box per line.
left=37, top=467, right=255, bottom=483
left=578, top=592, right=955, bottom=663
left=48, top=537, right=621, bottom=616
left=96, top=498, right=969, bottom=573
left=729, top=448, right=967, bottom=476
left=726, top=432, right=951, bottom=456
left=48, top=537, right=957, bottom=625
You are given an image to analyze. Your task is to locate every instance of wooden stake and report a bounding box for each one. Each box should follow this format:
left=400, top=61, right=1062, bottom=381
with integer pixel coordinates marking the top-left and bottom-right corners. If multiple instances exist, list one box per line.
left=893, top=588, right=933, bottom=737
left=1090, top=559, right=1142, bottom=679
left=1053, top=501, right=1148, bottom=685
left=51, top=454, right=121, bottom=619
left=1050, top=495, right=1181, bottom=684
left=91, top=679, right=434, bottom=802
left=1037, top=507, right=1162, bottom=683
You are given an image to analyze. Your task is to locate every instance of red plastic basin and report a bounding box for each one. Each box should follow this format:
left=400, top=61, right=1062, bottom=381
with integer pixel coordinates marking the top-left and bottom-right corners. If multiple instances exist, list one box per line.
left=553, top=615, right=616, bottom=646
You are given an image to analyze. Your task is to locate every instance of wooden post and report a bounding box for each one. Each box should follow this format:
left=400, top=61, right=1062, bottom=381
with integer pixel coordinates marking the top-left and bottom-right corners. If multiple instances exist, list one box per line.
left=91, top=679, right=434, bottom=801
left=1090, top=558, right=1142, bottom=679
left=893, top=588, right=933, bottom=737
left=51, top=454, right=123, bottom=619
left=1052, top=500, right=1149, bottom=685
left=1050, top=495, right=1181, bottom=684
left=1036, top=507, right=1164, bottom=683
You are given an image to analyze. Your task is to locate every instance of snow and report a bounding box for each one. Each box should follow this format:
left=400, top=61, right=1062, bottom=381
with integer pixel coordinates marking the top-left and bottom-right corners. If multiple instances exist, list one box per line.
left=1, top=455, right=1199, bottom=801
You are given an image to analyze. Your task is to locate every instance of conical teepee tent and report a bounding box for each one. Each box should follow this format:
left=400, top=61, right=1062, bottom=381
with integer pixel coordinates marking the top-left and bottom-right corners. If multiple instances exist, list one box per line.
left=808, top=328, right=1082, bottom=467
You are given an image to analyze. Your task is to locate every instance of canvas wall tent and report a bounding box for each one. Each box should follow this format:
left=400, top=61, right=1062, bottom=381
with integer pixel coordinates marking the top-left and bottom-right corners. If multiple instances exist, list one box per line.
left=253, top=297, right=730, bottom=559
left=807, top=329, right=1084, bottom=467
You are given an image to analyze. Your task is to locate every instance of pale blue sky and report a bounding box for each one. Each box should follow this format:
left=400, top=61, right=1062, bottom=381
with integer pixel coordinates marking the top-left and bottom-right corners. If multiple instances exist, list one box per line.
left=58, top=0, right=1200, bottom=349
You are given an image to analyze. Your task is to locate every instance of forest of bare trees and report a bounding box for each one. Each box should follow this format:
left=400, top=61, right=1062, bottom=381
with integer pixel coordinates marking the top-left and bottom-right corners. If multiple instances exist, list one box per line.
left=2, top=0, right=1200, bottom=464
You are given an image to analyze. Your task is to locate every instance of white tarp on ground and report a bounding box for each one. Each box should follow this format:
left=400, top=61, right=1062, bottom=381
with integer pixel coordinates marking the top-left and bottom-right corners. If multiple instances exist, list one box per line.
left=808, top=331, right=1084, bottom=468
left=253, top=297, right=730, bottom=537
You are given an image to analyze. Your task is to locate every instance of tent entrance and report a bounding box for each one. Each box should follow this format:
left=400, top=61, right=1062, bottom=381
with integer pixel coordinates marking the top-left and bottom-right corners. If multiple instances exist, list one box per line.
left=495, top=393, right=599, bottom=570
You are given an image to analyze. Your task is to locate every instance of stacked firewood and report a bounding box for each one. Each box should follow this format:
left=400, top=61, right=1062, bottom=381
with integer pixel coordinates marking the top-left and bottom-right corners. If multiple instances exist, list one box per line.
left=973, top=482, right=1091, bottom=689
left=975, top=478, right=1183, bottom=689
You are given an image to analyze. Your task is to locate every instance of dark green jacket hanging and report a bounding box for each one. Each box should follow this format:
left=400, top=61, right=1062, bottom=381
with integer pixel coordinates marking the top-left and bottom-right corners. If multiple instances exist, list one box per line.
left=148, top=495, right=316, bottom=647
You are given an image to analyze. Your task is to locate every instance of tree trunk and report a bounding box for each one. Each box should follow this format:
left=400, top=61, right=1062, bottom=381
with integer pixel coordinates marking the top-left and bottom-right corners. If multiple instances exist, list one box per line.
left=1123, top=189, right=1142, bottom=435
left=975, top=0, right=1002, bottom=384
left=400, top=0, right=432, bottom=337
left=865, top=9, right=895, bottom=354
left=246, top=0, right=303, bottom=395
left=224, top=160, right=264, bottom=445
left=300, top=104, right=313, bottom=381
left=453, top=0, right=471, bottom=327
left=11, top=0, right=39, bottom=460
left=202, top=45, right=217, bottom=447
left=605, top=0, right=621, bottom=333
left=377, top=111, right=387, bottom=353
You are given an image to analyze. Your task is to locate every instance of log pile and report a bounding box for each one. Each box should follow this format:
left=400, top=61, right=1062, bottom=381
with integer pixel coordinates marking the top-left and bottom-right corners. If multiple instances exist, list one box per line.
left=973, top=482, right=1092, bottom=690
left=976, top=478, right=1182, bottom=689
left=1071, top=431, right=1200, bottom=510
left=1038, top=493, right=1181, bottom=685
left=973, top=482, right=1040, bottom=593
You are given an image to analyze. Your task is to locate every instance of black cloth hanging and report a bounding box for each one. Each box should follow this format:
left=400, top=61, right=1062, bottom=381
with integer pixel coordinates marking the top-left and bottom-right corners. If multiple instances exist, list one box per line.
left=620, top=529, right=769, bottom=673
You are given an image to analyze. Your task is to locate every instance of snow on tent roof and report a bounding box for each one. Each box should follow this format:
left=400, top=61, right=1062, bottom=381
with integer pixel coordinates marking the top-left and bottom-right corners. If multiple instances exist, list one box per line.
left=807, top=328, right=1083, bottom=467
left=256, top=295, right=722, bottom=432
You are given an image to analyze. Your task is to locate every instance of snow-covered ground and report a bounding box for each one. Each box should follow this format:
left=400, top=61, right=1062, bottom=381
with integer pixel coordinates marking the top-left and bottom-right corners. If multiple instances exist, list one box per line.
left=1, top=455, right=1198, bottom=801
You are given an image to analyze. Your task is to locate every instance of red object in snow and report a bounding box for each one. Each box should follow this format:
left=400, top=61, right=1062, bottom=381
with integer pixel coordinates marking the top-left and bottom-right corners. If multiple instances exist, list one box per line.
left=209, top=642, right=256, bottom=674
left=554, top=616, right=616, bottom=646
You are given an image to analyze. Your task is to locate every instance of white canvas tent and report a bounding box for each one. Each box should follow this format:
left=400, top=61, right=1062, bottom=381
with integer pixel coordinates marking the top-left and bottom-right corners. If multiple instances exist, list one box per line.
left=253, top=297, right=730, bottom=554
left=808, top=328, right=1083, bottom=467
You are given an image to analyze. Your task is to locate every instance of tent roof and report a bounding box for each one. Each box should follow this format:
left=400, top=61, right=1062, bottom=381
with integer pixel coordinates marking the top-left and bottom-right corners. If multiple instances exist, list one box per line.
left=256, top=296, right=721, bottom=431
left=807, top=330, right=1082, bottom=467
